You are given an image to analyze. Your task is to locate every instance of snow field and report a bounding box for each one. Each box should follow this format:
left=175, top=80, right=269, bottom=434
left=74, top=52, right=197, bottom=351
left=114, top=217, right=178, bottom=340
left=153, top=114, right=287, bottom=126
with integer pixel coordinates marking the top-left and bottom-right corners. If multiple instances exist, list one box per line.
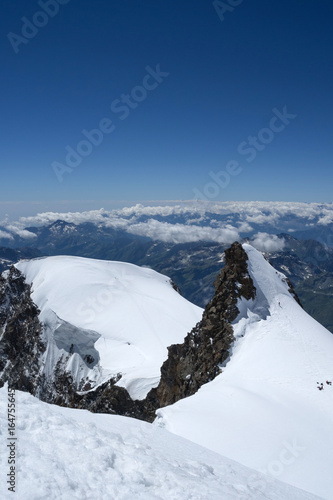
left=0, top=387, right=320, bottom=500
left=155, top=245, right=333, bottom=499
left=16, top=256, right=202, bottom=399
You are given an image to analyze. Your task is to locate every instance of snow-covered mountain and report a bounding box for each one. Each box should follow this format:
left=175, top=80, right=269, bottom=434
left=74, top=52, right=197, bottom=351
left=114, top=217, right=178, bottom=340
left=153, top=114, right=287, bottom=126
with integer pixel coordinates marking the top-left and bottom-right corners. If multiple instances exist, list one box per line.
left=11, top=256, right=202, bottom=402
left=0, top=386, right=320, bottom=500
left=155, top=244, right=333, bottom=499
left=1, top=242, right=333, bottom=498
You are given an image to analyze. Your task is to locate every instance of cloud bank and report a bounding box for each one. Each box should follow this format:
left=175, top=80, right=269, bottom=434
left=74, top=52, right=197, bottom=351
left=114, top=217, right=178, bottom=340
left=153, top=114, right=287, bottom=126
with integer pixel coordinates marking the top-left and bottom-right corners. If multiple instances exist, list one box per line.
left=1, top=201, right=332, bottom=245
left=126, top=219, right=240, bottom=244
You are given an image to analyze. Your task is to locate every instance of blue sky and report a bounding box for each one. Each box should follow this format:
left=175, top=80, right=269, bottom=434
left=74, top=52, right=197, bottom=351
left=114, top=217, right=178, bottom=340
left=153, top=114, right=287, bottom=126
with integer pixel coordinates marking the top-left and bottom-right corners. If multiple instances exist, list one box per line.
left=1, top=0, right=333, bottom=218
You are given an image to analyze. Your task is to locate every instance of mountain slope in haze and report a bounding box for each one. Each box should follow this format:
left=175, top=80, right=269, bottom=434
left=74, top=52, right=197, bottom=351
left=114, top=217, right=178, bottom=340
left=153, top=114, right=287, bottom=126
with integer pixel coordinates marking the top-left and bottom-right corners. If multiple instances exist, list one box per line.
left=295, top=273, right=333, bottom=333
left=14, top=256, right=202, bottom=401
left=267, top=235, right=333, bottom=332
left=0, top=386, right=320, bottom=500
left=0, top=246, right=43, bottom=274
left=155, top=244, right=333, bottom=500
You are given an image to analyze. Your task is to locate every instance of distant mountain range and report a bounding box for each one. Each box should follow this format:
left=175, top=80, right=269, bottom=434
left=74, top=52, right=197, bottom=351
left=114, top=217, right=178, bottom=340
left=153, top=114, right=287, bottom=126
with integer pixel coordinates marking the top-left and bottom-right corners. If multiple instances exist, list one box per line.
left=1, top=201, right=333, bottom=245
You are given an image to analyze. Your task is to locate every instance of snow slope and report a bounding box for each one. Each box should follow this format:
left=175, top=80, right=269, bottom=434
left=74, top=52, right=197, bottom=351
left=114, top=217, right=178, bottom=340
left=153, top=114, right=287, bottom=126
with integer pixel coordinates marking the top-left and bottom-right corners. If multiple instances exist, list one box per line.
left=16, top=256, right=202, bottom=399
left=0, top=387, right=321, bottom=500
left=155, top=244, right=333, bottom=500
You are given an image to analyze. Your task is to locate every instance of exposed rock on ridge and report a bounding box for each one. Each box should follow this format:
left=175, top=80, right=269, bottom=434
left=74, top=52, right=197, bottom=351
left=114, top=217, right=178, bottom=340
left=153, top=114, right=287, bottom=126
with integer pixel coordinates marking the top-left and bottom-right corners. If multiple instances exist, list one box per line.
left=0, top=266, right=45, bottom=392
left=144, top=242, right=256, bottom=418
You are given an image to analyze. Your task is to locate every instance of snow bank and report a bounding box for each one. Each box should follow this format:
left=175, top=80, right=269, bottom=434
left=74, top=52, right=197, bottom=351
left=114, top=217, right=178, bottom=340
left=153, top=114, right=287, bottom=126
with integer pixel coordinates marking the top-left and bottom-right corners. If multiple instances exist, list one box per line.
left=16, top=256, right=202, bottom=399
left=0, top=387, right=319, bottom=500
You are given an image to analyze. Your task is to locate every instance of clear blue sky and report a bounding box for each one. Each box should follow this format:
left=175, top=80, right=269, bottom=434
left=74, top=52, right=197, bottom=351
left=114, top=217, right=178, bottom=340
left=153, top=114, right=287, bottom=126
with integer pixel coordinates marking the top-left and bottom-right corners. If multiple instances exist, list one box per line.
left=1, top=0, right=333, bottom=217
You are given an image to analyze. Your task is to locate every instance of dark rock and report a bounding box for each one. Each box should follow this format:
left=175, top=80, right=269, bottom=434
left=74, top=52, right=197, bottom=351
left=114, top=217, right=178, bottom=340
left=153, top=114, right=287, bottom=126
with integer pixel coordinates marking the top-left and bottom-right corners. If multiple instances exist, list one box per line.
left=143, top=241, right=256, bottom=420
left=0, top=266, right=45, bottom=392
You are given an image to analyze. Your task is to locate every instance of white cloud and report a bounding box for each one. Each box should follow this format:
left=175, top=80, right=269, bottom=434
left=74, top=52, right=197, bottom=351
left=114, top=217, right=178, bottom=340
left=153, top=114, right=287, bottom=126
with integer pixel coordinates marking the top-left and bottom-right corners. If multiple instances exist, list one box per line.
left=238, top=222, right=253, bottom=233
left=251, top=232, right=285, bottom=252
left=19, top=209, right=110, bottom=228
left=317, top=211, right=333, bottom=225
left=127, top=219, right=240, bottom=244
left=11, top=201, right=333, bottom=228
left=245, top=212, right=280, bottom=225
left=5, top=225, right=37, bottom=239
left=0, top=230, right=14, bottom=240
left=2, top=201, right=332, bottom=245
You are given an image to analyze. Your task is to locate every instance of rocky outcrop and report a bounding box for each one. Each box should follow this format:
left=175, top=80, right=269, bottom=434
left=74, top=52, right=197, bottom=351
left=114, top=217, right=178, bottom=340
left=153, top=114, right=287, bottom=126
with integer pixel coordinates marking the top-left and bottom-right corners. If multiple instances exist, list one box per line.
left=144, top=242, right=256, bottom=419
left=0, top=266, right=45, bottom=392
left=72, top=377, right=146, bottom=419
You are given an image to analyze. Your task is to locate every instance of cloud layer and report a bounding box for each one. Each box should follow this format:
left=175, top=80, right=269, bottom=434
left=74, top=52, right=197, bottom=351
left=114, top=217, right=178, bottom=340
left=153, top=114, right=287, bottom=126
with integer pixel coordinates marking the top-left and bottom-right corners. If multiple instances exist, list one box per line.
left=1, top=201, right=332, bottom=246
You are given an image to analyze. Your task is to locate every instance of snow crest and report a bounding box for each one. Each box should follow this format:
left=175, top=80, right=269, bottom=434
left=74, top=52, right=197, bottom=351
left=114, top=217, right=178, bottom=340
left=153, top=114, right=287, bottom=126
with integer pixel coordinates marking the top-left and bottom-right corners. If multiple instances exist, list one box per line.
left=16, top=256, right=202, bottom=400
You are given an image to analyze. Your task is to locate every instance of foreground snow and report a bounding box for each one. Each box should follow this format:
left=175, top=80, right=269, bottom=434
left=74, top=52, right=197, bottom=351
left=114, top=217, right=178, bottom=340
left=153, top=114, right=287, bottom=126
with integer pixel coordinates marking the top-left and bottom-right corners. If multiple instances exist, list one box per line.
left=16, top=256, right=202, bottom=399
left=155, top=245, right=333, bottom=500
left=0, top=387, right=320, bottom=500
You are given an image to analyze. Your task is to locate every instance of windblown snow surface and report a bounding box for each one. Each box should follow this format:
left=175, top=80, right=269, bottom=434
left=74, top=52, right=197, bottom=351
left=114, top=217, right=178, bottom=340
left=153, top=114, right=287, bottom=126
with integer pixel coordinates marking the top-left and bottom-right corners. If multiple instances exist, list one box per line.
left=155, top=244, right=333, bottom=499
left=0, top=386, right=320, bottom=500
left=16, top=256, right=202, bottom=399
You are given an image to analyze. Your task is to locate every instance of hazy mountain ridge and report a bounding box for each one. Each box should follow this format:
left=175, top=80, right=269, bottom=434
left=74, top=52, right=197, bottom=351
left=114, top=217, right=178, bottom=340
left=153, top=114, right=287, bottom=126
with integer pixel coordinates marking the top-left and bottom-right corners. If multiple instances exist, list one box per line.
left=0, top=246, right=43, bottom=275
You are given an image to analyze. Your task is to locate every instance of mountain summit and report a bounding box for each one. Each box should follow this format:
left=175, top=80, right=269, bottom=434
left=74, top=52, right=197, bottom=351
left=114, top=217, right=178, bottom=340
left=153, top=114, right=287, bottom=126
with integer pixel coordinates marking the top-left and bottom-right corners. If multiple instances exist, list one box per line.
left=155, top=243, right=333, bottom=499
left=0, top=242, right=332, bottom=497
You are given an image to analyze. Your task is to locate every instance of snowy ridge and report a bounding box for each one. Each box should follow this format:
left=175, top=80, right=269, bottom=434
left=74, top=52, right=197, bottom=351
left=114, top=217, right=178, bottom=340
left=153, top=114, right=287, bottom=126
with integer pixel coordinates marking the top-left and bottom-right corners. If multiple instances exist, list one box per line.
left=16, top=256, right=202, bottom=400
left=155, top=244, right=333, bottom=499
left=0, top=386, right=320, bottom=500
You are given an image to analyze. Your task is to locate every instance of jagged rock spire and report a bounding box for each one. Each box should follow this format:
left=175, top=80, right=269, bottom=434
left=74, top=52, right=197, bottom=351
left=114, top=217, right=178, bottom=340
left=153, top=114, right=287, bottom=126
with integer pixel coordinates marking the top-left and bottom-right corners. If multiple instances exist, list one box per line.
left=144, top=242, right=256, bottom=416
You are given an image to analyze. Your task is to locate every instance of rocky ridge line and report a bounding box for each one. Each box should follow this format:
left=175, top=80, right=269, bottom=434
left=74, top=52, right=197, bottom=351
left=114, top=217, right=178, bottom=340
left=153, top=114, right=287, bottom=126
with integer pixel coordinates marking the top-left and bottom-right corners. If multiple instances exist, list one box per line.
left=143, top=241, right=256, bottom=418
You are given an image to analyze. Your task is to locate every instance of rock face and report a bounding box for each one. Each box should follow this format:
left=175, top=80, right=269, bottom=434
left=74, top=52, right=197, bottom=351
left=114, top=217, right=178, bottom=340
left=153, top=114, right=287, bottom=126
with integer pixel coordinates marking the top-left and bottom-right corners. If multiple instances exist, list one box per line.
left=144, top=241, right=256, bottom=418
left=0, top=267, right=45, bottom=392
left=71, top=377, right=146, bottom=419
left=0, top=242, right=302, bottom=423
